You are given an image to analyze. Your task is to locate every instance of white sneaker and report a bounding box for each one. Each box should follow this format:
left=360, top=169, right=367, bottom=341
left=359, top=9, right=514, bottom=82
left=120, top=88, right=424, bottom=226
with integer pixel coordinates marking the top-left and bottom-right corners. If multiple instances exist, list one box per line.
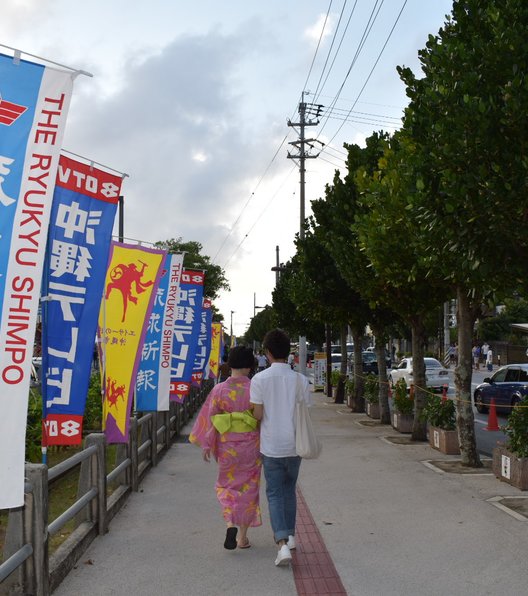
left=287, top=535, right=296, bottom=550
left=275, top=544, right=292, bottom=566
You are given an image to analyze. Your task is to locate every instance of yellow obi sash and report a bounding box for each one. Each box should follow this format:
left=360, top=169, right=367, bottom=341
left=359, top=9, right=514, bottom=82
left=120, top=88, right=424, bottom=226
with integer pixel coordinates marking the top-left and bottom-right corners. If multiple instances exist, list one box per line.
left=211, top=410, right=258, bottom=434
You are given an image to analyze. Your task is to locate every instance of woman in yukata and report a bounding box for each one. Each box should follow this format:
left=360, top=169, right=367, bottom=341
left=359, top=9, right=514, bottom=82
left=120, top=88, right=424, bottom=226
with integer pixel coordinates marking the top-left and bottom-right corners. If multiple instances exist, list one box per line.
left=190, top=345, right=262, bottom=550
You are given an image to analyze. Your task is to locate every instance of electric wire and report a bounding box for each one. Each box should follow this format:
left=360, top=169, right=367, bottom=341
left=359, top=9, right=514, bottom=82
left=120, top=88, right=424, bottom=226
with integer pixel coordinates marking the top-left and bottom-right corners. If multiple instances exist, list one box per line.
left=308, top=0, right=349, bottom=101
left=321, top=0, right=408, bottom=151
left=212, top=131, right=293, bottom=264
left=317, top=0, right=386, bottom=139
left=302, top=0, right=334, bottom=95
left=222, top=165, right=298, bottom=269
left=313, top=0, right=359, bottom=104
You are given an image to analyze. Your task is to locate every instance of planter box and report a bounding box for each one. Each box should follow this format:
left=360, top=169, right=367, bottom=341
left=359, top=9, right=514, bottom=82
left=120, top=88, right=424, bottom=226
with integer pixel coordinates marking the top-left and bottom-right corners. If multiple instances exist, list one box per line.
left=492, top=444, right=528, bottom=490
left=428, top=426, right=460, bottom=455
left=366, top=401, right=380, bottom=419
left=391, top=412, right=414, bottom=433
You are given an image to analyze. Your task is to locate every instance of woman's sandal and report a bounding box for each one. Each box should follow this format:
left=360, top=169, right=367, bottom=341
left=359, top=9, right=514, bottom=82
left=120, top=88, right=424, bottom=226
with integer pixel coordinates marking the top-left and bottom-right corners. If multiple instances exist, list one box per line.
left=237, top=539, right=251, bottom=549
left=224, top=527, right=238, bottom=550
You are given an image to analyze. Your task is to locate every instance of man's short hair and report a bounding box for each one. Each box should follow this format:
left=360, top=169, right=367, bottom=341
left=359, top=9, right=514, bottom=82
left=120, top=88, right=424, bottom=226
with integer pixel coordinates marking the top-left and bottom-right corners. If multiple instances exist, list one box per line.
left=227, top=345, right=255, bottom=369
left=262, top=328, right=290, bottom=359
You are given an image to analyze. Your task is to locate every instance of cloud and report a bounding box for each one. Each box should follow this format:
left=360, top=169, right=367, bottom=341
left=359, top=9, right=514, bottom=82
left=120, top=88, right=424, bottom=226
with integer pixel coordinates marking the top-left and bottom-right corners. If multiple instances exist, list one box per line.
left=304, top=13, right=334, bottom=44
left=62, top=29, right=291, bottom=258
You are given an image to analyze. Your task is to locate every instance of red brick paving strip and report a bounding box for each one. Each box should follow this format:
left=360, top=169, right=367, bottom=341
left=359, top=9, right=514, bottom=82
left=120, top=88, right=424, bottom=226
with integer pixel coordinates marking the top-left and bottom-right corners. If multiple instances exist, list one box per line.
left=292, top=488, right=347, bottom=595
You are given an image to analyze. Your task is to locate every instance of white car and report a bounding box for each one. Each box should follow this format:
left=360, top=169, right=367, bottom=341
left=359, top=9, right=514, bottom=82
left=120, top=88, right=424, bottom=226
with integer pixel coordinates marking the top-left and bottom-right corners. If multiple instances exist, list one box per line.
left=389, top=357, right=449, bottom=391
left=330, top=353, right=348, bottom=372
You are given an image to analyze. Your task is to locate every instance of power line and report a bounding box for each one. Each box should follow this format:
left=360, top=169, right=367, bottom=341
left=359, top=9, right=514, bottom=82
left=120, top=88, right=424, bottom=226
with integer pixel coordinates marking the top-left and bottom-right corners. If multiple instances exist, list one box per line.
left=313, top=0, right=359, bottom=104
left=212, top=131, right=293, bottom=264
left=309, top=0, right=350, bottom=101
left=222, top=165, right=298, bottom=269
left=322, top=0, right=409, bottom=151
left=302, top=0, right=334, bottom=95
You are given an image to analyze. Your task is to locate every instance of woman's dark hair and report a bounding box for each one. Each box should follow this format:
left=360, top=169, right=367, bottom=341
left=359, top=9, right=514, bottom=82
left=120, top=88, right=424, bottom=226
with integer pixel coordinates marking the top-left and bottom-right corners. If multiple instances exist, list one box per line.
left=227, top=345, right=255, bottom=369
left=262, top=328, right=290, bottom=359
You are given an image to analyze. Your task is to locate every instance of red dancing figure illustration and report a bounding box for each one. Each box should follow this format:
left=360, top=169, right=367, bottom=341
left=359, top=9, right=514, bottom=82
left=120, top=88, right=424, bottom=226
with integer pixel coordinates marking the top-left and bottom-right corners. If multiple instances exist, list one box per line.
left=105, top=260, right=153, bottom=322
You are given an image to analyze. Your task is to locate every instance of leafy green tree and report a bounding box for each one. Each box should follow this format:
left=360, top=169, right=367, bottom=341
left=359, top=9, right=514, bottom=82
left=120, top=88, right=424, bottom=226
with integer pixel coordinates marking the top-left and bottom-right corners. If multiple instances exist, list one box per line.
left=155, top=238, right=229, bottom=321
left=354, top=134, right=450, bottom=439
left=244, top=306, right=277, bottom=345
left=397, top=0, right=528, bottom=465
left=292, top=223, right=365, bottom=404
left=310, top=133, right=394, bottom=416
left=271, top=257, right=325, bottom=344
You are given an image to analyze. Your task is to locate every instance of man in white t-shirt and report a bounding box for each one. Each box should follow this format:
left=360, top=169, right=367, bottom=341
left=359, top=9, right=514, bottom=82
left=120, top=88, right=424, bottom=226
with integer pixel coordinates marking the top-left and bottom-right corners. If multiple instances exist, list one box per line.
left=250, top=328, right=311, bottom=567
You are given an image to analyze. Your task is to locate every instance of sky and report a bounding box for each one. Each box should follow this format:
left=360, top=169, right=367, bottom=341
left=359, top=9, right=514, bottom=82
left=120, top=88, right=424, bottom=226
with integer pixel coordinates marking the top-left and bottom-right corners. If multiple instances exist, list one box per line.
left=2, top=0, right=454, bottom=337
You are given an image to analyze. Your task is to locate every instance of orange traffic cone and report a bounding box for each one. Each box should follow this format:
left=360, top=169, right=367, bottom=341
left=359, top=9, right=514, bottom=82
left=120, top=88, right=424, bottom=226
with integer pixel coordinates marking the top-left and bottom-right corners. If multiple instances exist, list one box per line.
left=484, top=398, right=500, bottom=431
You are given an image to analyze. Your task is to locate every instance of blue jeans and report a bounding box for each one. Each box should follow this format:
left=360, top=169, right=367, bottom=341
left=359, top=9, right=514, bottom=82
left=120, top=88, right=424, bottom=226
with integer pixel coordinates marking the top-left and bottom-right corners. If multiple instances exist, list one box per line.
left=261, top=455, right=301, bottom=543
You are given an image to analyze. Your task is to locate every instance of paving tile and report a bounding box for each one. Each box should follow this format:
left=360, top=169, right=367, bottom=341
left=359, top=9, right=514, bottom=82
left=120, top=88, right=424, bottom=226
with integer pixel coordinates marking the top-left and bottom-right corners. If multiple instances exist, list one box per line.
left=292, top=487, right=347, bottom=595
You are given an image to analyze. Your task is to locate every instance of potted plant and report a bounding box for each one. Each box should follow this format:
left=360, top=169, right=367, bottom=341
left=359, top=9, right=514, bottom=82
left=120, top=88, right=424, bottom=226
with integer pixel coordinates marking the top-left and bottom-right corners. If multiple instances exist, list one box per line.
left=364, top=374, right=380, bottom=419
left=420, top=394, right=459, bottom=455
left=330, top=369, right=341, bottom=390
left=345, top=377, right=355, bottom=409
left=391, top=378, right=414, bottom=433
left=492, top=396, right=528, bottom=490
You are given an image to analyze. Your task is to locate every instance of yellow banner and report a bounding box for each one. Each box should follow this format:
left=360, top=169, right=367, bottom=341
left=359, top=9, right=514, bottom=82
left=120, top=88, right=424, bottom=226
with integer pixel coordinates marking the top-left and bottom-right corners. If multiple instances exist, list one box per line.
left=98, top=242, right=166, bottom=443
left=208, top=322, right=222, bottom=378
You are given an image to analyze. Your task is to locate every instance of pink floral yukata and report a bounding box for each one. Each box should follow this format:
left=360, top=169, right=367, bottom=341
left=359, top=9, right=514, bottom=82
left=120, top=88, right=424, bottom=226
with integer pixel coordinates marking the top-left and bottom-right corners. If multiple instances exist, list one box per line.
left=189, top=376, right=262, bottom=528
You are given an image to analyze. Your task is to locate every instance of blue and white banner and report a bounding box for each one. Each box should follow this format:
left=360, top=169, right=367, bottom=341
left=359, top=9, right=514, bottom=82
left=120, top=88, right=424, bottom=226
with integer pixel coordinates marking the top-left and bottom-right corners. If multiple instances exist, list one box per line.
left=191, top=298, right=213, bottom=386
left=136, top=253, right=183, bottom=411
left=170, top=270, right=204, bottom=401
left=0, top=52, right=75, bottom=508
left=41, top=155, right=121, bottom=446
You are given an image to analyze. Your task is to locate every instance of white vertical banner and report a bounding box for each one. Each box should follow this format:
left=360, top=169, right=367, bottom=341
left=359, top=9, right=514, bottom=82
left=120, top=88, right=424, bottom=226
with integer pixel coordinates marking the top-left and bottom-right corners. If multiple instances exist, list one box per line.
left=0, top=52, right=75, bottom=508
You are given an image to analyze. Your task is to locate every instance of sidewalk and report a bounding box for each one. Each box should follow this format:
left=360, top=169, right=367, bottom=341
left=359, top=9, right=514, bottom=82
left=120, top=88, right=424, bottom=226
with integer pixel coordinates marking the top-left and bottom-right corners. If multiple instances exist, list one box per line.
left=55, top=391, right=528, bottom=596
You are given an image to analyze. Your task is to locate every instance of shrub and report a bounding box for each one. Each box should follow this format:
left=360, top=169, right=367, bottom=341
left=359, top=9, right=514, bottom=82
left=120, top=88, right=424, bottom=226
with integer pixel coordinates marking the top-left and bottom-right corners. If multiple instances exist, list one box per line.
left=330, top=369, right=341, bottom=386
left=420, top=394, right=456, bottom=430
left=364, top=374, right=379, bottom=404
left=392, top=378, right=413, bottom=415
left=503, top=396, right=528, bottom=458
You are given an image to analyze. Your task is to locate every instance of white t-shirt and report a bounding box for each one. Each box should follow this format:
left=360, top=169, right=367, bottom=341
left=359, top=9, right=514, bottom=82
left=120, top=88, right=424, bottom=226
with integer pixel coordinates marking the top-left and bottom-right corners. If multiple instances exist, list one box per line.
left=250, top=362, right=311, bottom=458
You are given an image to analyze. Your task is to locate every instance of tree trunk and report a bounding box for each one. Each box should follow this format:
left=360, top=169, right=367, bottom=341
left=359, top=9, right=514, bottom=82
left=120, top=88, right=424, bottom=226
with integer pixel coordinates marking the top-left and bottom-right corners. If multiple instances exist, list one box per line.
left=455, top=288, right=482, bottom=467
left=334, top=324, right=347, bottom=404
left=411, top=318, right=428, bottom=441
left=350, top=329, right=364, bottom=412
left=374, top=333, right=390, bottom=424
left=325, top=323, right=332, bottom=399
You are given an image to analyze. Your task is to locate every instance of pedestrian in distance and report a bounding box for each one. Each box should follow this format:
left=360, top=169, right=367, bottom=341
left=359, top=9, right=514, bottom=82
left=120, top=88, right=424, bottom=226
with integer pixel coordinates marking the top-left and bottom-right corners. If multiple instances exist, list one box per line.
left=472, top=344, right=480, bottom=370
left=486, top=347, right=493, bottom=372
left=217, top=355, right=231, bottom=382
left=189, top=346, right=262, bottom=550
left=250, top=328, right=311, bottom=567
left=256, top=351, right=268, bottom=372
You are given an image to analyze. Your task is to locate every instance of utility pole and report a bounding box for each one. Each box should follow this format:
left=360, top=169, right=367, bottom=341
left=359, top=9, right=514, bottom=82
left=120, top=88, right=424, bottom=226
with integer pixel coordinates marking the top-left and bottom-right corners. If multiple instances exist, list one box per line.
left=287, top=92, right=323, bottom=375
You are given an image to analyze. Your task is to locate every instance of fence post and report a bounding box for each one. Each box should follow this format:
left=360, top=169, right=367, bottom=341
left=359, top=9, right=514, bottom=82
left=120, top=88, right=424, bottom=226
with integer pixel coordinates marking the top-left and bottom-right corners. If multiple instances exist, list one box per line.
left=164, top=410, right=171, bottom=450
left=84, top=434, right=107, bottom=535
left=25, top=463, right=49, bottom=596
left=3, top=505, right=25, bottom=593
left=151, top=412, right=158, bottom=467
left=129, top=417, right=139, bottom=492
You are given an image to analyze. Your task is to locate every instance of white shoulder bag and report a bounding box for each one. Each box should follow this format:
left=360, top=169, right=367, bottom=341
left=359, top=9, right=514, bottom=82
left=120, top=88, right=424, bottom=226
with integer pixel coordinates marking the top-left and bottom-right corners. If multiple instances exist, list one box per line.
left=295, top=374, right=322, bottom=459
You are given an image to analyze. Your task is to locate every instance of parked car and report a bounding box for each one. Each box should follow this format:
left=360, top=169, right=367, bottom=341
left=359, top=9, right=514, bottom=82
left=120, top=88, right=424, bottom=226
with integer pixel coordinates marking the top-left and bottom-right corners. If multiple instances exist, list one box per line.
left=473, top=364, right=528, bottom=413
left=349, top=351, right=379, bottom=375
left=388, top=357, right=449, bottom=391
left=330, top=353, right=348, bottom=372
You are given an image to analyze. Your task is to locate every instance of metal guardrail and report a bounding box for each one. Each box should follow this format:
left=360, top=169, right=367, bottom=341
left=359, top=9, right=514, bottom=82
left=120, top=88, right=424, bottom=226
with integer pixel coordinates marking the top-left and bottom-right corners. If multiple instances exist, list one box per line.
left=0, top=382, right=211, bottom=596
